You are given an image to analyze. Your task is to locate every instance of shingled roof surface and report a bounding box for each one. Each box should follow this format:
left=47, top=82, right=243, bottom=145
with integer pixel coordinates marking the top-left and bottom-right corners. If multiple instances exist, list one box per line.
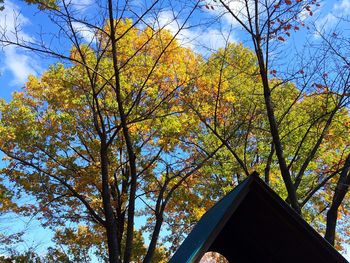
left=169, top=173, right=349, bottom=263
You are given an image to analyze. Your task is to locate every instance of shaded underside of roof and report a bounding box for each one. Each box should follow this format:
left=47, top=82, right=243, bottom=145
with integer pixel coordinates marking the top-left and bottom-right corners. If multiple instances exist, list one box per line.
left=169, top=173, right=348, bottom=263
left=169, top=176, right=251, bottom=263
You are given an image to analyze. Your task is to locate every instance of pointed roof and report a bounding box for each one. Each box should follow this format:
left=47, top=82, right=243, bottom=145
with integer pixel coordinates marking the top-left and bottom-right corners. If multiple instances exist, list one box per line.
left=169, top=172, right=348, bottom=263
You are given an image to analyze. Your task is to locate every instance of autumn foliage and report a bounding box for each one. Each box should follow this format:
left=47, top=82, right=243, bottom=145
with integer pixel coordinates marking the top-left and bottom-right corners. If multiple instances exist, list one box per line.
left=0, top=0, right=350, bottom=262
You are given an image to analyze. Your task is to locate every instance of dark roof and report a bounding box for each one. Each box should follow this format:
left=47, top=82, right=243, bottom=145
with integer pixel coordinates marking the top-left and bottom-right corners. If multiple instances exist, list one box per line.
left=169, top=172, right=349, bottom=263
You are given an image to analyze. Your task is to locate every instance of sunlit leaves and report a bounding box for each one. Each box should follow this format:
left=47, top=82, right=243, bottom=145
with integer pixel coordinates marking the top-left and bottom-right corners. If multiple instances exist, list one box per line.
left=0, top=18, right=202, bottom=260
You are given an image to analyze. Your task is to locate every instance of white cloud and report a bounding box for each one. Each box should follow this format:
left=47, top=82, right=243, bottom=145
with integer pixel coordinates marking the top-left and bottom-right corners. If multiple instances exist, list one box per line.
left=154, top=10, right=180, bottom=35
left=0, top=1, right=32, bottom=42
left=334, top=0, right=350, bottom=14
left=315, top=12, right=337, bottom=34
left=150, top=10, right=196, bottom=49
left=151, top=10, right=236, bottom=54
left=316, top=0, right=350, bottom=33
left=71, top=22, right=96, bottom=43
left=194, top=28, right=236, bottom=54
left=0, top=0, right=40, bottom=85
left=71, top=0, right=93, bottom=5
left=69, top=0, right=93, bottom=12
left=218, top=0, right=247, bottom=26
left=3, top=47, right=40, bottom=85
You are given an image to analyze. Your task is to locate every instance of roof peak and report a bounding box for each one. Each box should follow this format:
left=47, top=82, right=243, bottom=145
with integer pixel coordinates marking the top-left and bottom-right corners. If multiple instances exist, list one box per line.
left=169, top=172, right=348, bottom=263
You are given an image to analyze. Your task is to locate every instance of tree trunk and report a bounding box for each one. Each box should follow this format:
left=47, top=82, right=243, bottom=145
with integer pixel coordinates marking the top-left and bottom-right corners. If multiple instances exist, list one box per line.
left=143, top=180, right=168, bottom=263
left=106, top=0, right=138, bottom=261
left=143, top=214, right=163, bottom=263
left=248, top=1, right=300, bottom=214
left=325, top=154, right=350, bottom=245
left=254, top=40, right=301, bottom=214
left=264, top=142, right=274, bottom=185
left=101, top=142, right=121, bottom=263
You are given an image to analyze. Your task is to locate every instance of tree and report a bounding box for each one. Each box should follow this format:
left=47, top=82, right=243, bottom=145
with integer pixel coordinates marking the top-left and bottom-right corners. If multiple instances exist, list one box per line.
left=1, top=0, right=350, bottom=260
left=199, top=252, right=228, bottom=263
left=314, top=20, right=350, bottom=247
left=167, top=39, right=350, bottom=250
left=0, top=249, right=43, bottom=263
left=197, top=0, right=350, bottom=249
left=0, top=0, right=214, bottom=261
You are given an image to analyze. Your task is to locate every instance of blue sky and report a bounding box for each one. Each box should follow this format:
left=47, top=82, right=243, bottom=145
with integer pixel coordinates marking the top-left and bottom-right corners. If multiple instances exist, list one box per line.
left=1, top=0, right=350, bottom=260
left=1, top=0, right=348, bottom=99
